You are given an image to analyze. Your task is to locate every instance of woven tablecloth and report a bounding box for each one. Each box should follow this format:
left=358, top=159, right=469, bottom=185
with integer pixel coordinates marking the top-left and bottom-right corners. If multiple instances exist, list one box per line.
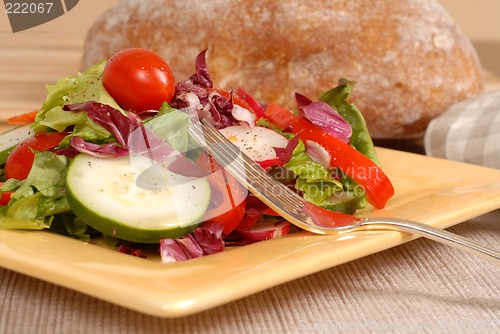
left=1, top=210, right=499, bottom=333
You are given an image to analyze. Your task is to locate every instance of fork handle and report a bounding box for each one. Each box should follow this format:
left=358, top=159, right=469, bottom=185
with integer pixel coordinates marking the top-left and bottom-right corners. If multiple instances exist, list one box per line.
left=359, top=218, right=500, bottom=265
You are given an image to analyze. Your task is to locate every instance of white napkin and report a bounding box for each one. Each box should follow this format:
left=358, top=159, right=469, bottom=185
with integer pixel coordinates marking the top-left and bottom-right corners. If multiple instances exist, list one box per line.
left=425, top=90, right=500, bottom=169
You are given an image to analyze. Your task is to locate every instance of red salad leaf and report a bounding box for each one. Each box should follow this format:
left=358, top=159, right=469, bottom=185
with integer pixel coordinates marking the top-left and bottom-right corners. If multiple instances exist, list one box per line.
left=273, top=135, right=299, bottom=165
left=128, top=126, right=210, bottom=178
left=191, top=221, right=224, bottom=255
left=68, top=136, right=129, bottom=158
left=192, top=49, right=213, bottom=88
left=118, top=245, right=147, bottom=258
left=295, top=93, right=352, bottom=143
left=159, top=239, right=191, bottom=262
left=208, top=90, right=234, bottom=126
left=160, top=222, right=225, bottom=263
left=245, top=193, right=272, bottom=212
left=63, top=101, right=141, bottom=149
left=170, top=51, right=248, bottom=129
left=175, top=235, right=205, bottom=258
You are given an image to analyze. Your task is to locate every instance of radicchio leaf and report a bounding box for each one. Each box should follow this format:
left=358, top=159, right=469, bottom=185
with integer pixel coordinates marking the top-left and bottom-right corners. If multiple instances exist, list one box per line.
left=160, top=239, right=191, bottom=262
left=295, top=93, right=352, bottom=143
left=191, top=221, right=224, bottom=255
left=160, top=222, right=225, bottom=263
left=129, top=125, right=209, bottom=178
left=245, top=193, right=272, bottom=213
left=175, top=235, right=205, bottom=258
left=118, top=245, right=146, bottom=258
left=273, top=135, right=299, bottom=165
left=170, top=50, right=255, bottom=129
left=69, top=136, right=129, bottom=158
left=63, top=101, right=141, bottom=149
left=192, top=49, right=213, bottom=88
left=208, top=91, right=233, bottom=123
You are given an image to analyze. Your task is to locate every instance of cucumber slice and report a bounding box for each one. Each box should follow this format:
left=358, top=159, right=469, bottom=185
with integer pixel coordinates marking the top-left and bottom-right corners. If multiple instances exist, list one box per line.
left=66, top=154, right=211, bottom=243
left=0, top=125, right=33, bottom=165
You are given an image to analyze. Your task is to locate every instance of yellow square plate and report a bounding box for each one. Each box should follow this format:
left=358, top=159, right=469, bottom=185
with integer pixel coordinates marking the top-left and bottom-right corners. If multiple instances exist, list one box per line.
left=1, top=148, right=500, bottom=317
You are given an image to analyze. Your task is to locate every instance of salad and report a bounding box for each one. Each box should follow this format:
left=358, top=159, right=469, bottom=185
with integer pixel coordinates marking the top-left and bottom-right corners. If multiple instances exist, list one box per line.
left=0, top=48, right=394, bottom=262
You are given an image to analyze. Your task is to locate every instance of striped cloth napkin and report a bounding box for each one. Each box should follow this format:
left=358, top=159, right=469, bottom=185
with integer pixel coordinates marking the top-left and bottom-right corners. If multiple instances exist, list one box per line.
left=425, top=90, right=500, bottom=169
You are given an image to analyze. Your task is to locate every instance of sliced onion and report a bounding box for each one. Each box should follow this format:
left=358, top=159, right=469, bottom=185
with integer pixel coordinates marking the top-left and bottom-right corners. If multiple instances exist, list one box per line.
left=305, top=140, right=331, bottom=169
left=231, top=104, right=257, bottom=127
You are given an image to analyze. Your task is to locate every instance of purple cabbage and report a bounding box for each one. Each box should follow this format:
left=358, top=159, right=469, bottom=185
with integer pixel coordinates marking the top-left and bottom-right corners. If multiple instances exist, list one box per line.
left=295, top=93, right=352, bottom=143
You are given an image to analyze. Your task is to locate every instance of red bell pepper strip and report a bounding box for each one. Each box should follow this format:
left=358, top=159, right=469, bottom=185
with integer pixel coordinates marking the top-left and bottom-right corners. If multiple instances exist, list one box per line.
left=256, top=157, right=282, bottom=170
left=236, top=87, right=266, bottom=119
left=7, top=110, right=38, bottom=125
left=0, top=182, right=12, bottom=206
left=265, top=103, right=394, bottom=209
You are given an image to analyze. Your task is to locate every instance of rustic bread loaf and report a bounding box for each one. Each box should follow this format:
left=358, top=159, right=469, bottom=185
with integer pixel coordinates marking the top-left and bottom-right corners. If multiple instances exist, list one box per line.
left=81, top=0, right=484, bottom=139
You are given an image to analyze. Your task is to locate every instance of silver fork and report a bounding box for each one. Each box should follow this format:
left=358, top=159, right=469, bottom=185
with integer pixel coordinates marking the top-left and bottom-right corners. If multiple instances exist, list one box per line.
left=189, top=120, right=500, bottom=264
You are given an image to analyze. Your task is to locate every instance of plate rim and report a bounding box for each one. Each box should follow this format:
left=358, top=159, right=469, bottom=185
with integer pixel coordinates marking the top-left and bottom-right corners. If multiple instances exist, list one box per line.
left=1, top=147, right=500, bottom=318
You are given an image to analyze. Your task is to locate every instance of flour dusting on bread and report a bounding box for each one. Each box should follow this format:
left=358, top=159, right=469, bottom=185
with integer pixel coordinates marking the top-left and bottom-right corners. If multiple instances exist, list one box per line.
left=81, top=0, right=484, bottom=139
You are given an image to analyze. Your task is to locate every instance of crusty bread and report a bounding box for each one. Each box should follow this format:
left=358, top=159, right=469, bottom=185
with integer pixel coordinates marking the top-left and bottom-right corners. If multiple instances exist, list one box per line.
left=81, top=0, right=484, bottom=139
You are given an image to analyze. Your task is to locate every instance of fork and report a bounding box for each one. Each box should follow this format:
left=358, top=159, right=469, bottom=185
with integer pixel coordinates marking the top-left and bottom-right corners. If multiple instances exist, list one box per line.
left=189, top=120, right=500, bottom=264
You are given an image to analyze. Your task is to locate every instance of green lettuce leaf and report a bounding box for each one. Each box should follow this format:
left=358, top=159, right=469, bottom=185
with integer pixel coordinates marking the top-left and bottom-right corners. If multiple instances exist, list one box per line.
left=0, top=151, right=70, bottom=230
left=0, top=194, right=50, bottom=230
left=144, top=108, right=193, bottom=152
left=49, top=214, right=92, bottom=242
left=144, top=107, right=202, bottom=159
left=33, top=60, right=121, bottom=137
left=319, top=78, right=380, bottom=166
left=285, top=141, right=343, bottom=204
left=13, top=151, right=68, bottom=199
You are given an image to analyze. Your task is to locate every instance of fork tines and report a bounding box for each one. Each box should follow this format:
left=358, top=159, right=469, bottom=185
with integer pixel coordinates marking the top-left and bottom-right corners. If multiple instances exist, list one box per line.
left=191, top=120, right=306, bottom=215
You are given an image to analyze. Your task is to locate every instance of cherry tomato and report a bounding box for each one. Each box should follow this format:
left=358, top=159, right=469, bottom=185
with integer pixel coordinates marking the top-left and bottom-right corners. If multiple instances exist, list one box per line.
left=4, top=132, right=67, bottom=181
left=102, top=48, right=175, bottom=113
left=198, top=154, right=247, bottom=235
left=206, top=198, right=246, bottom=236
